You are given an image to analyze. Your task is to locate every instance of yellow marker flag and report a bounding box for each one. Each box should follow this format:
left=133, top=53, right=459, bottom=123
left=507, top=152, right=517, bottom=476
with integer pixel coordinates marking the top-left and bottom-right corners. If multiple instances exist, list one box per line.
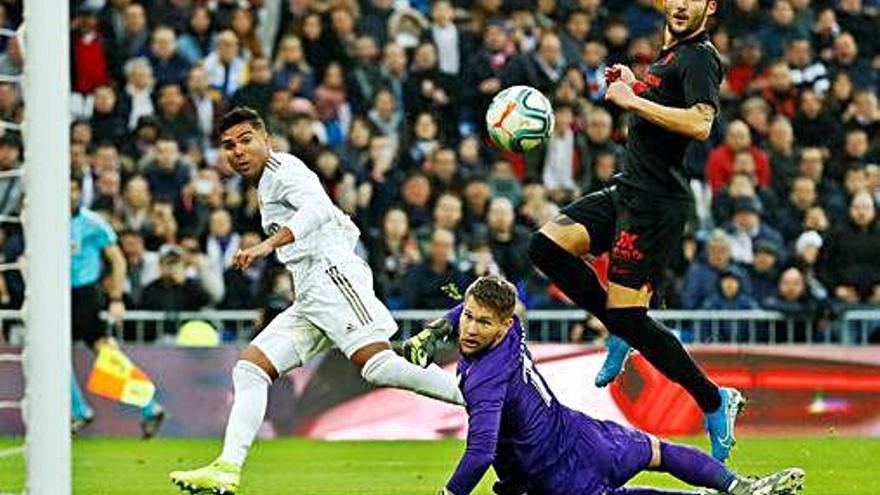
left=86, top=345, right=156, bottom=408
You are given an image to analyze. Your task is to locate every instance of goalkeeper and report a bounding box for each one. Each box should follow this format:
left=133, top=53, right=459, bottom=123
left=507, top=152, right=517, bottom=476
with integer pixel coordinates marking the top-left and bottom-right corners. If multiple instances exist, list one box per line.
left=404, top=275, right=803, bottom=495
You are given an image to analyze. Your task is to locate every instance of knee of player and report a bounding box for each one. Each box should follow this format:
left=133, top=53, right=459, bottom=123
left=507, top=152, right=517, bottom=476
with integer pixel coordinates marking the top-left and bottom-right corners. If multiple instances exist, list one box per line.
left=237, top=346, right=279, bottom=381
left=231, top=359, right=273, bottom=387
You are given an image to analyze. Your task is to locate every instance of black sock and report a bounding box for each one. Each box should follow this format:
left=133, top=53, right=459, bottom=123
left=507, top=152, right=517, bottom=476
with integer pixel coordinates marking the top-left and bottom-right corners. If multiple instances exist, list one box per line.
left=528, top=232, right=607, bottom=321
left=605, top=307, right=721, bottom=413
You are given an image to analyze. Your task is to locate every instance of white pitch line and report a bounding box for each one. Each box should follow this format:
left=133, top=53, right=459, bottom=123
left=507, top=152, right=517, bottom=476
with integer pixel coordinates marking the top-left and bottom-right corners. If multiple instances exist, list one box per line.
left=0, top=445, right=23, bottom=459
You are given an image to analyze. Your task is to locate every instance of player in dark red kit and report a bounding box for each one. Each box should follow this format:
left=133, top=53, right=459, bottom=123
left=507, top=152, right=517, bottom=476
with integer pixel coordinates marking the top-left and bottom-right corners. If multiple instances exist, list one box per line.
left=527, top=0, right=743, bottom=462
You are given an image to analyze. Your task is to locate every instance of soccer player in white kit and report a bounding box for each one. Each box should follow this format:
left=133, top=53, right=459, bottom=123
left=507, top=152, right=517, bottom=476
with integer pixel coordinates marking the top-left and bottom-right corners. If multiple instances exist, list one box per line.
left=170, top=107, right=464, bottom=495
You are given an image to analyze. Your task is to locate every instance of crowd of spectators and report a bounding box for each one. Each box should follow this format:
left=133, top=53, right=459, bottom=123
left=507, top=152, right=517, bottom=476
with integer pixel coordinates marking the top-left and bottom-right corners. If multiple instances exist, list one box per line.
left=0, top=0, right=876, bottom=341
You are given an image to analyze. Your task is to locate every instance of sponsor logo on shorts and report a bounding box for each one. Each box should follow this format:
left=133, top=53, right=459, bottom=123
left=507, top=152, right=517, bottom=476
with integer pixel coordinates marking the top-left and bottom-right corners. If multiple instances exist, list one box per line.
left=612, top=230, right=645, bottom=262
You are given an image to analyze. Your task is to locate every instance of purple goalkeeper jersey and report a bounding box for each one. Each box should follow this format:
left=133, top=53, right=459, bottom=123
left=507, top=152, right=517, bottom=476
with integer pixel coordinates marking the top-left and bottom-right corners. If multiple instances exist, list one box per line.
left=444, top=304, right=651, bottom=495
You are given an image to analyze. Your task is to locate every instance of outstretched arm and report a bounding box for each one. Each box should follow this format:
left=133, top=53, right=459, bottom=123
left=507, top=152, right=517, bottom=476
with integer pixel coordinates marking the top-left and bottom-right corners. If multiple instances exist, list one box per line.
left=605, top=82, right=715, bottom=141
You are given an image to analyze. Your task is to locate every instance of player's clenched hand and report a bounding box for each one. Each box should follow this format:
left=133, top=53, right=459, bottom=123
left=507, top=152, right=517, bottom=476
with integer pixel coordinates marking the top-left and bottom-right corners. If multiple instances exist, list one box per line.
left=605, top=81, right=637, bottom=110
left=605, top=64, right=636, bottom=86
left=233, top=241, right=274, bottom=270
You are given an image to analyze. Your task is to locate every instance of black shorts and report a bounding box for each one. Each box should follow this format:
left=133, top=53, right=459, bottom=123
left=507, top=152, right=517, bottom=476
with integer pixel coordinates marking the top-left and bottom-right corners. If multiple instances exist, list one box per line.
left=560, top=185, right=690, bottom=290
left=72, top=283, right=105, bottom=347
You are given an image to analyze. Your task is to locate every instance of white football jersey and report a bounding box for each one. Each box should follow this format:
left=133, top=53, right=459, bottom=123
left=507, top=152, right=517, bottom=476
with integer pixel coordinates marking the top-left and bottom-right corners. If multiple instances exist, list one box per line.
left=258, top=152, right=360, bottom=286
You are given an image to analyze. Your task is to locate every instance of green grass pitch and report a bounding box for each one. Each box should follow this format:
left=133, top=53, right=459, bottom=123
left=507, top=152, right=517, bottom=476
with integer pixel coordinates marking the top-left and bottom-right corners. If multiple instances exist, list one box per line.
left=1, top=436, right=879, bottom=494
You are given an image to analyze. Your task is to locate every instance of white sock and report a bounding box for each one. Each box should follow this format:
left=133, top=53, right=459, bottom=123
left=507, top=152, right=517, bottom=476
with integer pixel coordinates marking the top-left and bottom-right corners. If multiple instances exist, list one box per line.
left=219, top=360, right=272, bottom=466
left=361, top=350, right=464, bottom=405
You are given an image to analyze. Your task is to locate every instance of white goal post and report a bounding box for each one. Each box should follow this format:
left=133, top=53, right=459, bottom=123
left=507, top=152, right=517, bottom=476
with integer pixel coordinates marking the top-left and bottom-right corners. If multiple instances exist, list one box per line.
left=22, top=0, right=71, bottom=493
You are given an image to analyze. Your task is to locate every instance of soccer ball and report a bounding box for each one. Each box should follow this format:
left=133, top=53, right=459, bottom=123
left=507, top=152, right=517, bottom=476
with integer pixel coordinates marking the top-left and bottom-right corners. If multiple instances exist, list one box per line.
left=486, top=85, right=555, bottom=153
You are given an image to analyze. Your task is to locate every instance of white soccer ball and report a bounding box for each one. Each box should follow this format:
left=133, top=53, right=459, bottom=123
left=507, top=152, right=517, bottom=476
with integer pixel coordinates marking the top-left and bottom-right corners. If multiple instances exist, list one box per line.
left=485, top=85, right=555, bottom=153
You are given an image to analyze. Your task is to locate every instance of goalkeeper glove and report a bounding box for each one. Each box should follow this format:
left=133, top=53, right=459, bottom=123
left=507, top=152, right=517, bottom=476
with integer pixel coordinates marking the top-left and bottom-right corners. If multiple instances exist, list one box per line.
left=403, top=317, right=453, bottom=368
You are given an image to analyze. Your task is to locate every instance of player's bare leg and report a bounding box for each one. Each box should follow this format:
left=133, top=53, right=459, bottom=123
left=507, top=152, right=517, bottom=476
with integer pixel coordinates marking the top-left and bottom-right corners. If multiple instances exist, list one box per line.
left=352, top=341, right=463, bottom=405
left=169, top=346, right=275, bottom=494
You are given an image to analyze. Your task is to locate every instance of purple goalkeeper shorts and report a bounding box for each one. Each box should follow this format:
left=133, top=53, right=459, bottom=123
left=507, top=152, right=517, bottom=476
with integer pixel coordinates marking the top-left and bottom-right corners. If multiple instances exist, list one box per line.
left=531, top=413, right=653, bottom=495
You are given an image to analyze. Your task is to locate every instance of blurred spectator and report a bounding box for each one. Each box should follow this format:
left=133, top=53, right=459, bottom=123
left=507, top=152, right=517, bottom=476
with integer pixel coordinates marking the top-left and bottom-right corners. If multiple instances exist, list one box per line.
left=0, top=134, right=22, bottom=216
left=400, top=228, right=469, bottom=309
left=255, top=267, right=294, bottom=332
left=486, top=197, right=530, bottom=284
left=229, top=8, right=263, bottom=60
left=186, top=65, right=221, bottom=148
left=774, top=176, right=817, bottom=242
left=90, top=85, right=128, bottom=147
left=762, top=266, right=829, bottom=341
left=414, top=192, right=465, bottom=256
left=757, top=0, right=809, bottom=60
left=829, top=32, right=875, bottom=90
left=119, top=229, right=159, bottom=307
left=723, top=0, right=766, bottom=39
left=405, top=42, right=458, bottom=139
left=561, top=11, right=592, bottom=68
left=139, top=244, right=211, bottom=312
left=785, top=36, right=829, bottom=95
left=106, top=3, right=150, bottom=80
left=428, top=0, right=468, bottom=76
left=766, top=116, right=798, bottom=195
left=723, top=197, right=784, bottom=266
left=148, top=26, right=190, bottom=87
left=425, top=147, right=462, bottom=196
left=404, top=112, right=441, bottom=170
left=122, top=58, right=156, bottom=130
left=748, top=240, right=782, bottom=304
left=503, top=32, right=566, bottom=96
left=203, top=30, right=247, bottom=100
left=155, top=83, right=200, bottom=148
left=725, top=36, right=765, bottom=99
left=367, top=207, right=420, bottom=307
left=706, top=120, right=771, bottom=192
left=348, top=35, right=388, bottom=114
left=701, top=270, right=759, bottom=341
left=581, top=40, right=609, bottom=103
left=464, top=21, right=514, bottom=132
left=143, top=199, right=178, bottom=250
left=219, top=232, right=265, bottom=310
left=205, top=209, right=240, bottom=271
left=797, top=147, right=848, bottom=221
left=367, top=88, right=403, bottom=149
left=177, top=6, right=214, bottom=65
left=273, top=35, right=315, bottom=99
left=760, top=60, right=799, bottom=119
left=71, top=5, right=112, bottom=96
left=529, top=102, right=587, bottom=203
left=819, top=191, right=880, bottom=305
left=792, top=89, right=842, bottom=154
left=0, top=224, right=23, bottom=311
left=488, top=159, right=522, bottom=206
left=143, top=136, right=191, bottom=203
left=681, top=230, right=752, bottom=309
left=794, top=230, right=829, bottom=303
left=230, top=57, right=275, bottom=117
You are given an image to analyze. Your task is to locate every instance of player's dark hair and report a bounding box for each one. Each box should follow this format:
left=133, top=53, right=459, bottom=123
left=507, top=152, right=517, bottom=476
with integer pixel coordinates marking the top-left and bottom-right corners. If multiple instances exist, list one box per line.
left=219, top=107, right=266, bottom=135
left=465, top=275, right=517, bottom=320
